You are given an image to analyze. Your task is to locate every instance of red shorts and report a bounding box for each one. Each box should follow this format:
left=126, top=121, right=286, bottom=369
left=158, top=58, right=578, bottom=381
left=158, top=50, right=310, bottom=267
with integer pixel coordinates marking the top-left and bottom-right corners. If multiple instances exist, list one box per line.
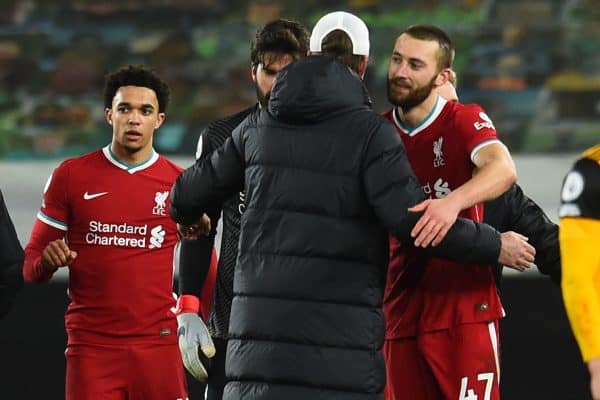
left=65, top=342, right=187, bottom=400
left=384, top=321, right=500, bottom=400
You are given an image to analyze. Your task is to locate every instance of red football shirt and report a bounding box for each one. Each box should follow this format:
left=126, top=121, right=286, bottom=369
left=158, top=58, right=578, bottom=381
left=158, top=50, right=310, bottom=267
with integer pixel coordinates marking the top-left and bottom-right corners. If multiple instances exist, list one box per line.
left=383, top=97, right=505, bottom=338
left=29, top=146, right=183, bottom=345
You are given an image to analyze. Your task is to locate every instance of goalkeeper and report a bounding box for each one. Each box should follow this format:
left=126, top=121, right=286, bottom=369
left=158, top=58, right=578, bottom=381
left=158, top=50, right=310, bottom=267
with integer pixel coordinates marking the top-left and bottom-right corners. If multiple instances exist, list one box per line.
left=173, top=18, right=310, bottom=400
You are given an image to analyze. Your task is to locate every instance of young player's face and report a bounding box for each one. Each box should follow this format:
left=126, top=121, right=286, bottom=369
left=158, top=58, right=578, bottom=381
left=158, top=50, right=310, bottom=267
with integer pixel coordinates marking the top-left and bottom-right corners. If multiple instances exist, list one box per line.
left=105, top=85, right=165, bottom=158
left=252, top=52, right=296, bottom=107
left=387, top=34, right=443, bottom=110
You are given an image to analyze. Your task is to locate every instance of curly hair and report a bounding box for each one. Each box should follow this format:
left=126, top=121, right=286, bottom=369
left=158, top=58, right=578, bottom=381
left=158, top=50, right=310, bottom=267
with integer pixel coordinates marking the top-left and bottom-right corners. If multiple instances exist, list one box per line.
left=103, top=65, right=170, bottom=113
left=250, top=19, right=309, bottom=66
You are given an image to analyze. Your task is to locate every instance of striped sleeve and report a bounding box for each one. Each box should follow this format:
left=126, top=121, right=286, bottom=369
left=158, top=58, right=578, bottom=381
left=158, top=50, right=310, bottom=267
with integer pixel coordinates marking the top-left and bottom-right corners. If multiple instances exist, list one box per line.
left=38, top=162, right=70, bottom=230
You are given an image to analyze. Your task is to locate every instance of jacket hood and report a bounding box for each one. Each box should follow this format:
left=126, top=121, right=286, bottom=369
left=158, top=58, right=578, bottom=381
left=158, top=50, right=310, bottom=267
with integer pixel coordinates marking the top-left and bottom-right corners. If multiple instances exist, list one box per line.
left=268, top=56, right=372, bottom=124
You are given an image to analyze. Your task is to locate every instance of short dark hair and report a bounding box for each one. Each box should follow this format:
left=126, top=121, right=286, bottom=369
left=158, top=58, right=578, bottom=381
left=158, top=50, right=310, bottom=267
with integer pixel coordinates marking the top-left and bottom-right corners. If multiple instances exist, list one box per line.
left=250, top=19, right=309, bottom=66
left=318, top=30, right=364, bottom=74
left=103, top=65, right=170, bottom=113
left=401, top=25, right=454, bottom=71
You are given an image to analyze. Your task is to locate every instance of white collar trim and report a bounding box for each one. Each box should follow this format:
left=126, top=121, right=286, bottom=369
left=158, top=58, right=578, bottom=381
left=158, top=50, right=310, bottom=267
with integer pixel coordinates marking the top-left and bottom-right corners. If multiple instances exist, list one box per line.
left=392, top=96, right=447, bottom=137
left=102, top=145, right=159, bottom=174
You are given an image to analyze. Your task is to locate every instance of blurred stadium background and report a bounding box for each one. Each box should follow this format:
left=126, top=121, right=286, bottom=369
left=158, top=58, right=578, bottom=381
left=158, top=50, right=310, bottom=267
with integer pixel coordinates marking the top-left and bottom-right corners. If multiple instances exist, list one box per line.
left=0, top=0, right=598, bottom=399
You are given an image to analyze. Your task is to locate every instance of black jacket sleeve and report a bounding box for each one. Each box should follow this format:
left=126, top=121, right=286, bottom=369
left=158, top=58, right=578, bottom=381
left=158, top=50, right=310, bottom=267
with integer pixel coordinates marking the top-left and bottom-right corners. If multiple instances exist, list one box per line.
left=485, top=184, right=560, bottom=285
left=0, top=189, right=24, bottom=317
left=178, top=235, right=215, bottom=298
left=170, top=126, right=245, bottom=226
left=362, top=120, right=501, bottom=264
left=178, top=128, right=220, bottom=298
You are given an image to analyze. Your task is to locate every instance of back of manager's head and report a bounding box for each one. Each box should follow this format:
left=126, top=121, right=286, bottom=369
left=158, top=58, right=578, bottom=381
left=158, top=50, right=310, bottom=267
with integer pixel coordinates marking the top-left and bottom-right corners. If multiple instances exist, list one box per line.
left=309, top=11, right=370, bottom=78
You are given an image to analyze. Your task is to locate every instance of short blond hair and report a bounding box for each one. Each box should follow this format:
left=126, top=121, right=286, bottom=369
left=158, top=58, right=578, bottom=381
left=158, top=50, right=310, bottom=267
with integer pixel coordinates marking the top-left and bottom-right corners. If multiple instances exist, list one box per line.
left=448, top=69, right=457, bottom=87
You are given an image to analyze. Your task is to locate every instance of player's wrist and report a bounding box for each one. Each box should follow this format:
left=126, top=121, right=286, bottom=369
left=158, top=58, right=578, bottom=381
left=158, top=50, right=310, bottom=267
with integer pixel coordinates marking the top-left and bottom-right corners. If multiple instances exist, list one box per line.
left=39, top=257, right=59, bottom=274
left=446, top=190, right=469, bottom=211
left=174, top=294, right=201, bottom=315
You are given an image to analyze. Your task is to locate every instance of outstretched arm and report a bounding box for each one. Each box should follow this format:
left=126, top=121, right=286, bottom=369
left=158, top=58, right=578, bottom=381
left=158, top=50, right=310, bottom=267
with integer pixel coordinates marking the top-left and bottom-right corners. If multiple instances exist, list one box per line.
left=410, top=142, right=516, bottom=247
left=170, top=134, right=245, bottom=226
left=487, top=184, right=560, bottom=284
left=363, top=122, right=532, bottom=267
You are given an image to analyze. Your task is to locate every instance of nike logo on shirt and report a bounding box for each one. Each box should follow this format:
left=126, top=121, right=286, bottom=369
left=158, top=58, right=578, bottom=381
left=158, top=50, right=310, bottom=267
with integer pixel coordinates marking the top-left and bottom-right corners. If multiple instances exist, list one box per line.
left=83, top=191, right=108, bottom=200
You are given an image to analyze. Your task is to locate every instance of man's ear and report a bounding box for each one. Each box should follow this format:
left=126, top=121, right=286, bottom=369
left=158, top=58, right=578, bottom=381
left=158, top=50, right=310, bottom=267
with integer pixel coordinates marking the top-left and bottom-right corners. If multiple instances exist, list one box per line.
left=358, top=56, right=369, bottom=79
left=251, top=64, right=258, bottom=83
left=435, top=68, right=451, bottom=87
left=155, top=113, right=166, bottom=130
left=105, top=108, right=113, bottom=125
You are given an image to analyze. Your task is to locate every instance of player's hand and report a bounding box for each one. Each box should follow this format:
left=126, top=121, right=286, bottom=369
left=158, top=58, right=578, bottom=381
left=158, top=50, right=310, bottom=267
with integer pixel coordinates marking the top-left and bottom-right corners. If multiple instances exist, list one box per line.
left=408, top=197, right=462, bottom=247
left=41, top=239, right=77, bottom=272
left=177, top=312, right=216, bottom=382
left=177, top=214, right=211, bottom=240
left=498, top=231, right=536, bottom=271
left=588, top=358, right=600, bottom=400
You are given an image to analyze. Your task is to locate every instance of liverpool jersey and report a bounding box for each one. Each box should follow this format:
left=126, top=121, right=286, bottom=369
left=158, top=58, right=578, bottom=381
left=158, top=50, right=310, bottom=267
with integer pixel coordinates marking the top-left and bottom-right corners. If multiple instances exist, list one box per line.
left=35, top=146, right=182, bottom=344
left=383, top=97, right=505, bottom=337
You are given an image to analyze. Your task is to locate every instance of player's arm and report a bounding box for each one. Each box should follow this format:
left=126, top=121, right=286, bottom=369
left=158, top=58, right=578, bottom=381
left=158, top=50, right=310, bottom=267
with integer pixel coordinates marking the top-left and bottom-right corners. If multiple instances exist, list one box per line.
left=461, top=142, right=516, bottom=206
left=174, top=125, right=228, bottom=382
left=178, top=127, right=220, bottom=299
left=23, top=219, right=76, bottom=283
left=410, top=142, right=516, bottom=247
left=176, top=224, right=218, bottom=382
left=410, top=109, right=517, bottom=247
left=0, top=189, right=24, bottom=317
left=170, top=121, right=246, bottom=227
left=23, top=164, right=76, bottom=283
left=362, top=120, right=533, bottom=268
left=496, top=184, right=560, bottom=284
left=178, top=239, right=215, bottom=299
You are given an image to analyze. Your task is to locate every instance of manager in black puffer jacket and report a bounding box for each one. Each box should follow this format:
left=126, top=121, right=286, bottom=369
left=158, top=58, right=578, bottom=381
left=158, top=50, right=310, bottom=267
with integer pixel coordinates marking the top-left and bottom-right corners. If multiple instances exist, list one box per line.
left=171, top=12, right=532, bottom=400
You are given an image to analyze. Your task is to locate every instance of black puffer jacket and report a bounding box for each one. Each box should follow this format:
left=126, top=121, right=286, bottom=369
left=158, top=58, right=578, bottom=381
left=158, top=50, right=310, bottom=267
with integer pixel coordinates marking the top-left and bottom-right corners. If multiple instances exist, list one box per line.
left=171, top=56, right=502, bottom=400
left=485, top=183, right=560, bottom=288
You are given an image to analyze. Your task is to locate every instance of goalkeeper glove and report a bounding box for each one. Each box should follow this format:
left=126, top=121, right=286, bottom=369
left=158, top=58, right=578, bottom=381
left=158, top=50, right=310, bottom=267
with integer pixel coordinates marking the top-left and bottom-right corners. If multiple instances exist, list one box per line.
left=174, top=294, right=215, bottom=382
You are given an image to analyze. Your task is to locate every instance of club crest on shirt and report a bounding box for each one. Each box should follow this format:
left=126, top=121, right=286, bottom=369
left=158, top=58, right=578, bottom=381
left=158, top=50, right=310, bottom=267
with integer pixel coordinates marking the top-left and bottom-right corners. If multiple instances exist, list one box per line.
left=152, top=191, right=169, bottom=216
left=433, top=137, right=445, bottom=167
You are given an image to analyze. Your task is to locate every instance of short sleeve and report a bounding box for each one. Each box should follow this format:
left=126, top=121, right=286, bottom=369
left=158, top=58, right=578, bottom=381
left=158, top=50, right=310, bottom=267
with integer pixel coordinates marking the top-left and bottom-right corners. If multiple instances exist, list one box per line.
left=37, top=162, right=70, bottom=231
left=455, top=104, right=501, bottom=162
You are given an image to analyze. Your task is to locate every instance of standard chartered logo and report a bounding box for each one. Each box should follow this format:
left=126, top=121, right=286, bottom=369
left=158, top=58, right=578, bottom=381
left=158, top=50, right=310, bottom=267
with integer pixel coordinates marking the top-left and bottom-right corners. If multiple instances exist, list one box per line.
left=149, top=225, right=165, bottom=249
left=85, top=220, right=165, bottom=249
left=422, top=178, right=452, bottom=199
